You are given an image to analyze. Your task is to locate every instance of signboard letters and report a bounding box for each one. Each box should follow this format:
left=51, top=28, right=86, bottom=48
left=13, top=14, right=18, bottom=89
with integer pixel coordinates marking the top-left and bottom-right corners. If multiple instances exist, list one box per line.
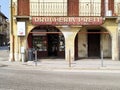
left=32, top=17, right=103, bottom=25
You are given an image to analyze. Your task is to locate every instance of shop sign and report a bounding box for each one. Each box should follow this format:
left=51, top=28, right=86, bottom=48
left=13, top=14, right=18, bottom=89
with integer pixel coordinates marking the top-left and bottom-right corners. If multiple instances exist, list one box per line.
left=17, top=22, right=26, bottom=36
left=32, top=17, right=103, bottom=25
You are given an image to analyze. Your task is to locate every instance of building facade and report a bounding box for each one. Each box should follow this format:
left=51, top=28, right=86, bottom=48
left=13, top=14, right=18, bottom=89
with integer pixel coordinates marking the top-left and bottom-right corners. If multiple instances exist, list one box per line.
left=10, top=0, right=120, bottom=62
left=0, top=12, right=8, bottom=46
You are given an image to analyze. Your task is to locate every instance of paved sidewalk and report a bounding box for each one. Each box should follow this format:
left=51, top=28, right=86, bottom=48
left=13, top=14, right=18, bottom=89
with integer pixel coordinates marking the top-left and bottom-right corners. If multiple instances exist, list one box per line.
left=1, top=47, right=120, bottom=72
left=0, top=46, right=120, bottom=72
left=1, top=58, right=120, bottom=72
left=27, top=59, right=120, bottom=70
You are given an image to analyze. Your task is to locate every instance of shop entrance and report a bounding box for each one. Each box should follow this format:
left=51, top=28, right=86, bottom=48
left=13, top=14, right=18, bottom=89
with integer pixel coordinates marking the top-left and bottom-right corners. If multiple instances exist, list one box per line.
left=88, top=30, right=100, bottom=58
left=48, top=34, right=59, bottom=56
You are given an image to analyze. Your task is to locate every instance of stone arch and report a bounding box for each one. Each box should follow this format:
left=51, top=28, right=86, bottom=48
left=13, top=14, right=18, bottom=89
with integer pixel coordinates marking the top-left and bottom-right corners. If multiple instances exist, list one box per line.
left=27, top=25, right=65, bottom=60
left=75, top=26, right=112, bottom=59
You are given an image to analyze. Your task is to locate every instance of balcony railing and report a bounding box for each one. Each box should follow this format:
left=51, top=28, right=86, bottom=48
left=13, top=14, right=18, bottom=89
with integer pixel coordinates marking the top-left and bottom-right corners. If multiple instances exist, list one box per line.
left=79, top=2, right=101, bottom=16
left=29, top=2, right=120, bottom=17
left=30, top=2, right=67, bottom=16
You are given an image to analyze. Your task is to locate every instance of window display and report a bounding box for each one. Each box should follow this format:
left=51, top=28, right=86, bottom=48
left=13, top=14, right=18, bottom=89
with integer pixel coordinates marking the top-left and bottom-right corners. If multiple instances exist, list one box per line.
left=32, top=36, right=47, bottom=51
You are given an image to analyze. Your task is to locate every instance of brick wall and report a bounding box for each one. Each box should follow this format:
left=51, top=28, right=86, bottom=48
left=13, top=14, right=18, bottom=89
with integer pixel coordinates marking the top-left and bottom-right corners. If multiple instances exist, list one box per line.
left=108, top=0, right=114, bottom=15
left=68, top=0, right=79, bottom=16
left=101, top=0, right=114, bottom=16
left=18, top=0, right=29, bottom=16
left=101, top=0, right=105, bottom=16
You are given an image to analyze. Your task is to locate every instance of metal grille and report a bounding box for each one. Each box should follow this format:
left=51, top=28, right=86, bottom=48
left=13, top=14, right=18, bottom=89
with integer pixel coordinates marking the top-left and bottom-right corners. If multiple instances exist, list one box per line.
left=30, top=2, right=67, bottom=16
left=79, top=2, right=101, bottom=16
left=30, top=2, right=120, bottom=16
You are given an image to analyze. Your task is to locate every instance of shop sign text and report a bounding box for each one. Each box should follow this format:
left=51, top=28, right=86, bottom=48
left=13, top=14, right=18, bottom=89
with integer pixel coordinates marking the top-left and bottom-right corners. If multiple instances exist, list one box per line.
left=32, top=17, right=103, bottom=25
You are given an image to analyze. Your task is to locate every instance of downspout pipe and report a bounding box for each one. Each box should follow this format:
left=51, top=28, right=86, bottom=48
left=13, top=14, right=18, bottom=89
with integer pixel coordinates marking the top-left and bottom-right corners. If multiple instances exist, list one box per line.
left=9, top=0, right=14, bottom=61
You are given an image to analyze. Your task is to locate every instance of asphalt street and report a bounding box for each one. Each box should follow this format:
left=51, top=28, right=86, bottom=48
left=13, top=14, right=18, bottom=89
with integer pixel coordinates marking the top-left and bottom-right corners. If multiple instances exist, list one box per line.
left=0, top=68, right=120, bottom=90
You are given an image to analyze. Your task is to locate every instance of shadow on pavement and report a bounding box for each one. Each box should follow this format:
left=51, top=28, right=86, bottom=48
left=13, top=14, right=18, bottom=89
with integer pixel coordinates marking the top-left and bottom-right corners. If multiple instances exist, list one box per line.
left=0, top=64, right=8, bottom=67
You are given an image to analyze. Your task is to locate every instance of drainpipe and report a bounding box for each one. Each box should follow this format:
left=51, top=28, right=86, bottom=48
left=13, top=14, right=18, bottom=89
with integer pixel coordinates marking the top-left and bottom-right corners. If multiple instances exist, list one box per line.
left=9, top=0, right=14, bottom=61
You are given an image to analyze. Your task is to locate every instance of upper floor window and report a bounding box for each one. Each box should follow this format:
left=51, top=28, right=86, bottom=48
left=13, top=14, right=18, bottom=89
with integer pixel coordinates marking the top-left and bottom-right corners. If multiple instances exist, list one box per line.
left=30, top=0, right=67, bottom=16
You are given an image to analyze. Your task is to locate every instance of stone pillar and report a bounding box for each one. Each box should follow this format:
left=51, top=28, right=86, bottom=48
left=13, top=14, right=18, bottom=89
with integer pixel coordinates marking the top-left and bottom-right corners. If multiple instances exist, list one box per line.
left=65, top=32, right=75, bottom=61
left=14, top=36, right=19, bottom=61
left=14, top=24, right=27, bottom=62
left=103, top=18, right=119, bottom=61
left=112, top=29, right=119, bottom=60
left=12, top=19, right=19, bottom=61
left=118, top=21, right=120, bottom=60
left=59, top=26, right=81, bottom=61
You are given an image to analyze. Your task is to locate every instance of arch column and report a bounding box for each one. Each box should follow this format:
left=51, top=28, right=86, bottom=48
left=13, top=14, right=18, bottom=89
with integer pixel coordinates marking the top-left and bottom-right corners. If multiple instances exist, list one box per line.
left=118, top=20, right=120, bottom=60
left=58, top=26, right=81, bottom=61
left=103, top=25, right=119, bottom=60
left=111, top=29, right=119, bottom=60
left=103, top=18, right=119, bottom=60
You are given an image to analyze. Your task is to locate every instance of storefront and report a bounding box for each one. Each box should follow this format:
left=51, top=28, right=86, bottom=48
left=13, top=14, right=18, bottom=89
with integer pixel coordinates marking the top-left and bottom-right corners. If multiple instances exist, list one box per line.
left=27, top=25, right=65, bottom=59
left=29, top=17, right=111, bottom=60
left=10, top=16, right=119, bottom=62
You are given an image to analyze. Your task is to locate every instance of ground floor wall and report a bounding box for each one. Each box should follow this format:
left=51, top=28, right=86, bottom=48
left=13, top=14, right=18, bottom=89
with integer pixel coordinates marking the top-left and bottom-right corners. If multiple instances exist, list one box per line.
left=9, top=18, right=119, bottom=62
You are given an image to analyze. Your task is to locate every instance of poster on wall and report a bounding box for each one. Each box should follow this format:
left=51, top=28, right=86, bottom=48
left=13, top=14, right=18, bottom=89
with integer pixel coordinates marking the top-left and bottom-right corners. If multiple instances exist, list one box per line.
left=17, top=22, right=26, bottom=36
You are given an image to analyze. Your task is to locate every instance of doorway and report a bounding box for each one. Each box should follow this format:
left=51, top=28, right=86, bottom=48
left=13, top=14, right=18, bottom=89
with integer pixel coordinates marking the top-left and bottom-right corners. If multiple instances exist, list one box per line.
left=48, top=34, right=59, bottom=57
left=88, top=30, right=100, bottom=58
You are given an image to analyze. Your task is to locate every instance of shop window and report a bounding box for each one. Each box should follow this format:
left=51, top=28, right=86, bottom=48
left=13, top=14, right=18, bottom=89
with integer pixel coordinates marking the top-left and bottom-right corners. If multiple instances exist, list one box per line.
left=32, top=36, right=47, bottom=51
